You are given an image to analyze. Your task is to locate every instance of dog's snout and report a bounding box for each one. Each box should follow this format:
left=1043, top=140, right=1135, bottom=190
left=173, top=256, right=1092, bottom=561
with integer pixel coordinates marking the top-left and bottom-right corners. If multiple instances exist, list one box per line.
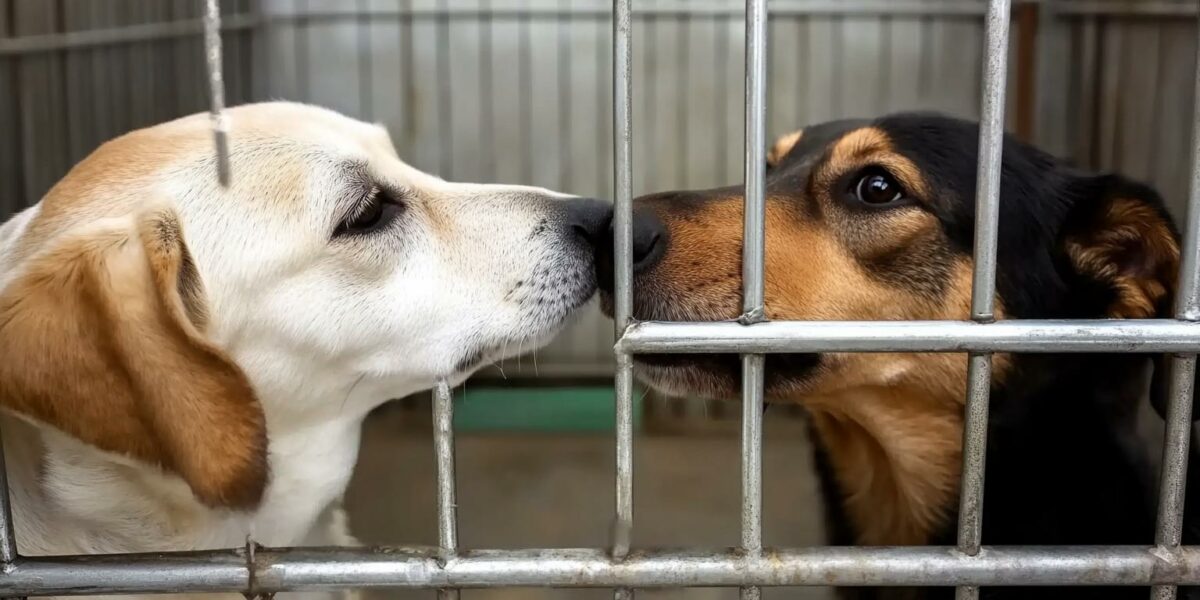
left=561, top=197, right=613, bottom=246
left=595, top=208, right=667, bottom=294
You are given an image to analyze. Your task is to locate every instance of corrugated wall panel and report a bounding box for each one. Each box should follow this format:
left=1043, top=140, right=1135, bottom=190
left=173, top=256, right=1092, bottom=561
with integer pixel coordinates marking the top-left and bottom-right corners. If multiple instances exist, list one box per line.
left=1, top=0, right=1197, bottom=378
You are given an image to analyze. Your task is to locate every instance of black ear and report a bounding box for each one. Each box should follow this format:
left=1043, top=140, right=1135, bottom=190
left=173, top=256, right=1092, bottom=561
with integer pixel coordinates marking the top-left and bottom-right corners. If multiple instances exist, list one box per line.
left=1061, top=174, right=1180, bottom=320
left=1059, top=174, right=1188, bottom=421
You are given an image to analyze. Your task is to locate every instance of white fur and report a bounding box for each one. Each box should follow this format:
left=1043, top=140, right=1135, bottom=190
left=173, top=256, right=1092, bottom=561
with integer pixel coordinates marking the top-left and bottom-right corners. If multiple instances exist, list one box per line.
left=0, top=102, right=597, bottom=599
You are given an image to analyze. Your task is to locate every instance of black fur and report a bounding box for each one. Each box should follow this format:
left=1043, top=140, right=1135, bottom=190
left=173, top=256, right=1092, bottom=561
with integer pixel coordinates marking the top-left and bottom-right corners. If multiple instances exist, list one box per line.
left=808, top=114, right=1197, bottom=600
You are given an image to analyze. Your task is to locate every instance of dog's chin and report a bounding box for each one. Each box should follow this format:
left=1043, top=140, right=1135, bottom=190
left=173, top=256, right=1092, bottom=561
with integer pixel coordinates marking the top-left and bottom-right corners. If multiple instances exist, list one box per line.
left=632, top=353, right=822, bottom=400
left=452, top=274, right=597, bottom=376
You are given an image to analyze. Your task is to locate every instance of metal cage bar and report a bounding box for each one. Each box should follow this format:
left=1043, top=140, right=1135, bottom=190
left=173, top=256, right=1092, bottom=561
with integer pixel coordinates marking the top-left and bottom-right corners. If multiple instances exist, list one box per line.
left=612, top=1, right=635, bottom=600
left=955, top=2, right=1010, bottom=598
left=739, top=0, right=768, bottom=598
left=9, top=546, right=1200, bottom=595
left=1151, top=23, right=1200, bottom=600
left=433, top=380, right=460, bottom=600
left=203, top=0, right=231, bottom=187
left=617, top=319, right=1200, bottom=354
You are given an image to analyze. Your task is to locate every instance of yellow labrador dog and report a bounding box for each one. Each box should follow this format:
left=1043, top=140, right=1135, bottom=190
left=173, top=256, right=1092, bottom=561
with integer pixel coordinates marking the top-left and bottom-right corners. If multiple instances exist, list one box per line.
left=0, top=102, right=615, bottom=599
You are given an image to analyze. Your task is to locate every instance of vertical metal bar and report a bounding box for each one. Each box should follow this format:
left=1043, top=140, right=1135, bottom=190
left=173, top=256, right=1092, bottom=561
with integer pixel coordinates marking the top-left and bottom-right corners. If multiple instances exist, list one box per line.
left=436, top=0, right=451, bottom=179
left=479, top=0, right=496, bottom=182
left=0, top=431, right=17, bottom=565
left=740, top=0, right=767, bottom=599
left=294, top=0, right=309, bottom=101
left=518, top=12, right=532, bottom=185
left=203, top=0, right=230, bottom=187
left=1151, top=24, right=1200, bottom=600
left=956, top=2, right=1010, bottom=600
left=613, top=1, right=634, bottom=600
left=742, top=0, right=767, bottom=318
left=433, top=380, right=459, bottom=600
left=557, top=0, right=572, bottom=192
left=356, top=0, right=373, bottom=120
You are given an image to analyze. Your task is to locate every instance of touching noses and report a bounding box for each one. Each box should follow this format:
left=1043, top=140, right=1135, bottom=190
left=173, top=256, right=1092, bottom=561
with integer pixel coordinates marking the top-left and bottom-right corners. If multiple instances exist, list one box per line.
left=559, top=198, right=666, bottom=293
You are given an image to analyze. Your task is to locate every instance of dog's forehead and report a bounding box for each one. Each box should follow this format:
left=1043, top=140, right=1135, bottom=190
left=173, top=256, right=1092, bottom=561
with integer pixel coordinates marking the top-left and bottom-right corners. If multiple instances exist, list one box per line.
left=11, top=103, right=408, bottom=258
left=230, top=102, right=398, bottom=158
left=775, top=118, right=874, bottom=167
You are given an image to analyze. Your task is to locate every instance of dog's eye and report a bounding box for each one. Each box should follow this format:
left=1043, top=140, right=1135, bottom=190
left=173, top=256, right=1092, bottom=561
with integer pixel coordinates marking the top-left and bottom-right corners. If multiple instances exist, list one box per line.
left=853, top=170, right=905, bottom=205
left=336, top=188, right=404, bottom=236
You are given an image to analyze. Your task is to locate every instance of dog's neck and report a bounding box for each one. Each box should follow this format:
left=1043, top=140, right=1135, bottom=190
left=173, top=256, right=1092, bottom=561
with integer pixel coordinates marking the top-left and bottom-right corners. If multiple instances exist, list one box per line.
left=4, top=400, right=365, bottom=555
left=801, top=384, right=964, bottom=546
left=800, top=356, right=1159, bottom=548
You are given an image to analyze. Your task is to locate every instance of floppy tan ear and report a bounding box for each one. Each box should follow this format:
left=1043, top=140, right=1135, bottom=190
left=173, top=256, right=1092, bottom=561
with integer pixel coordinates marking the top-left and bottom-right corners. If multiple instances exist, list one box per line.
left=1062, top=176, right=1181, bottom=320
left=0, top=207, right=268, bottom=508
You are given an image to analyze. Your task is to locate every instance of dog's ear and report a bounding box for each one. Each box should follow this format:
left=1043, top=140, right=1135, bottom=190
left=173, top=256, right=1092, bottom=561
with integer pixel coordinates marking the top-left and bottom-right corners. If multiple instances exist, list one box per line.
left=1060, top=173, right=1180, bottom=320
left=0, top=207, right=268, bottom=508
left=767, top=130, right=804, bottom=169
left=1059, top=173, right=1196, bottom=422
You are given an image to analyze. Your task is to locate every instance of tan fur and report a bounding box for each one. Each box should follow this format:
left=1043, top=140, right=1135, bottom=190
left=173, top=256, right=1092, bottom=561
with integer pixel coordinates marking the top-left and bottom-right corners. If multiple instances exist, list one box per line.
left=0, top=208, right=268, bottom=508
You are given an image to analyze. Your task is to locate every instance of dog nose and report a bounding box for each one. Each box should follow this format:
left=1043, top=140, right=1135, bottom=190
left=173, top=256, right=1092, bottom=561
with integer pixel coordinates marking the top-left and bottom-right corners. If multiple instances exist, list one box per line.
left=595, top=208, right=667, bottom=294
left=561, top=197, right=613, bottom=245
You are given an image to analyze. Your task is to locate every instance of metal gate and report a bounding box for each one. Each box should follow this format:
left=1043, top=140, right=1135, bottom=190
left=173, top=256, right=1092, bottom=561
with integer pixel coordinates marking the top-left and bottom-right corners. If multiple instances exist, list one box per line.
left=2, top=0, right=1200, bottom=599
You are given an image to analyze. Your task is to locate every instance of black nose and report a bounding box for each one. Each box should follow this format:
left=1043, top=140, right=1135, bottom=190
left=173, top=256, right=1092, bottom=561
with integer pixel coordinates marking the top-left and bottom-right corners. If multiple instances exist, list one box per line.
left=561, top=197, right=613, bottom=245
left=595, top=207, right=667, bottom=294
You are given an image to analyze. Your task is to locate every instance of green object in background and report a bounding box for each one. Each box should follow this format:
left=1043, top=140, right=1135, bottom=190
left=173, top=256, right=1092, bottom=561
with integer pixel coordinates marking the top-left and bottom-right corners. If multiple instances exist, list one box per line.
left=455, top=386, right=642, bottom=432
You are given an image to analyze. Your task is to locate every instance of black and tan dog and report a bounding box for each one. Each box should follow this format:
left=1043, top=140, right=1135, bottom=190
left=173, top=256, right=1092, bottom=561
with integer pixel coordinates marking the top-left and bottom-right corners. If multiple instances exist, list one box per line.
left=596, top=113, right=1200, bottom=599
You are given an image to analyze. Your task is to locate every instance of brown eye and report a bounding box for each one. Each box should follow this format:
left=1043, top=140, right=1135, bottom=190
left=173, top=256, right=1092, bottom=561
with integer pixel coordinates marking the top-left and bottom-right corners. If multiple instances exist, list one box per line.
left=335, top=187, right=405, bottom=237
left=853, top=171, right=904, bottom=205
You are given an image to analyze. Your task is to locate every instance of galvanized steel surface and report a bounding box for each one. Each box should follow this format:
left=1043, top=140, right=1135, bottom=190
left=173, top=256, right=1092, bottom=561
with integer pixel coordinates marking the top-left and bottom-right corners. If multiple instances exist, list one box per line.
left=618, top=319, right=1200, bottom=354
left=1152, top=21, right=1200, bottom=600
left=954, top=4, right=1010, bottom=600
left=5, top=546, right=1200, bottom=595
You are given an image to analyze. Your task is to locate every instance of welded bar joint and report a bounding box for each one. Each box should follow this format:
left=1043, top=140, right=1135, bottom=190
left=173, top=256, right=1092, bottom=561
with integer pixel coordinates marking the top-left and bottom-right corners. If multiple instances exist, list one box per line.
left=432, top=380, right=459, bottom=600
left=1151, top=22, right=1200, bottom=600
left=203, top=0, right=231, bottom=187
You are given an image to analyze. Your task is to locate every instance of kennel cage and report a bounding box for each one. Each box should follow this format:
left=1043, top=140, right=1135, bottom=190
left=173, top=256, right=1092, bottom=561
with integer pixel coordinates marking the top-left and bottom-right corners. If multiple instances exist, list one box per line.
left=1, top=0, right=1200, bottom=598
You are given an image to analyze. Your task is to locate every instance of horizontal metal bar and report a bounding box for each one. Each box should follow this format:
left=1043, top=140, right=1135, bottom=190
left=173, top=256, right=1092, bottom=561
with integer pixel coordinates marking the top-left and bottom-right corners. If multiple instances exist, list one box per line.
left=9, top=546, right=1200, bottom=595
left=0, top=0, right=1189, bottom=58
left=1053, top=1, right=1198, bottom=17
left=258, top=1, right=992, bottom=19
left=616, top=319, right=1200, bottom=354
left=0, top=15, right=260, bottom=56
left=261, top=0, right=1198, bottom=19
